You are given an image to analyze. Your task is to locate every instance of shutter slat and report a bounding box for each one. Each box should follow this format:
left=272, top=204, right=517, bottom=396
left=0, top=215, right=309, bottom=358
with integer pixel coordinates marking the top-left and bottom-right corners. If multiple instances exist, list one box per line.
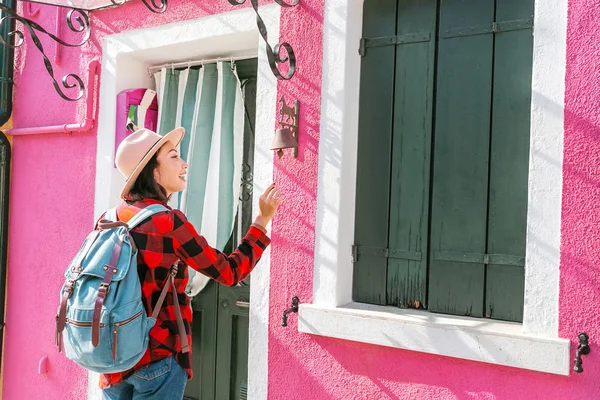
left=428, top=0, right=496, bottom=317
left=353, top=0, right=398, bottom=305
left=387, top=0, right=437, bottom=309
left=485, top=0, right=534, bottom=322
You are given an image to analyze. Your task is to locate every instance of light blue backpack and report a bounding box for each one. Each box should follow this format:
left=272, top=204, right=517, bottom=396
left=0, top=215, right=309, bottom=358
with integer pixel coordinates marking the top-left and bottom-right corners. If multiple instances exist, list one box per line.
left=55, top=204, right=188, bottom=373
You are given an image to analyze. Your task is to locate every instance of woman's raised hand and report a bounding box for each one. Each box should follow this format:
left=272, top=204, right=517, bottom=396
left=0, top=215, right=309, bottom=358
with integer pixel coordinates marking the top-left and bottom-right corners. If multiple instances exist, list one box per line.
left=254, top=183, right=283, bottom=230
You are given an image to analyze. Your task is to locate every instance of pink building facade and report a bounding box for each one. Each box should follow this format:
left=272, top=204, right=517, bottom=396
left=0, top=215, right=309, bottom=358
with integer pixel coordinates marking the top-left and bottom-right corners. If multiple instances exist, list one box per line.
left=1, top=0, right=600, bottom=399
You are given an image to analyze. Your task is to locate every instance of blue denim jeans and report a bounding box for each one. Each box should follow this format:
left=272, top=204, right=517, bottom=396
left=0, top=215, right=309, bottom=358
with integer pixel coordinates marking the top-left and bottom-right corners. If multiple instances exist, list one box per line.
left=102, top=356, right=187, bottom=400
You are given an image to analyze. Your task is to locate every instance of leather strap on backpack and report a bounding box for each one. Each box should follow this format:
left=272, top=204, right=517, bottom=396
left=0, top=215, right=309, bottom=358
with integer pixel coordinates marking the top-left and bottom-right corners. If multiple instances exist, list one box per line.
left=151, top=263, right=190, bottom=353
left=55, top=279, right=76, bottom=352
left=91, top=234, right=124, bottom=347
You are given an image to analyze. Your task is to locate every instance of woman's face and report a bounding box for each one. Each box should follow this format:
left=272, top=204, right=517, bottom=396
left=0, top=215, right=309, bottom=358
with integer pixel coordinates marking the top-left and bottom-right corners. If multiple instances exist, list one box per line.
left=153, top=141, right=188, bottom=198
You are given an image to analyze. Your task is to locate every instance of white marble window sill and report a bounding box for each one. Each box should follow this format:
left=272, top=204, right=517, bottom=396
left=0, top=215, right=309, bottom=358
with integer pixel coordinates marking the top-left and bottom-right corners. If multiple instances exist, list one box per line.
left=298, top=302, right=570, bottom=376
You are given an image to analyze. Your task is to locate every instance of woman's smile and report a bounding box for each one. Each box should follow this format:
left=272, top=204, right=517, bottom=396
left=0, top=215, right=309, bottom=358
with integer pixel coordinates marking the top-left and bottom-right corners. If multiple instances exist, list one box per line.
left=154, top=141, right=189, bottom=197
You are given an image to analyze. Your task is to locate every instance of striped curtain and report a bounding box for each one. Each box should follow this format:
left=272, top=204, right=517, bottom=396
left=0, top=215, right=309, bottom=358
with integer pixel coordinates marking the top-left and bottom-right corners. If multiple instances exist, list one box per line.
left=154, top=62, right=244, bottom=295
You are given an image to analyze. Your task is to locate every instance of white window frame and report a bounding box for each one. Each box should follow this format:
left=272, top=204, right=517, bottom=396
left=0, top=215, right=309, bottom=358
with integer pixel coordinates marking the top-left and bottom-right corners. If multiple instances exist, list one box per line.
left=300, top=0, right=571, bottom=376
left=91, top=7, right=278, bottom=399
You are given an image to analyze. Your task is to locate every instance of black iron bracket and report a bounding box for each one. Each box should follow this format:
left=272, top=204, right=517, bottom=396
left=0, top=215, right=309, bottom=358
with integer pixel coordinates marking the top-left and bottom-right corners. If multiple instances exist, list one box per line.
left=359, top=32, right=431, bottom=57
left=0, top=4, right=90, bottom=101
left=281, top=296, right=299, bottom=327
left=574, top=332, right=591, bottom=373
left=442, top=17, right=533, bottom=39
left=352, top=245, right=422, bottom=263
left=227, top=0, right=298, bottom=80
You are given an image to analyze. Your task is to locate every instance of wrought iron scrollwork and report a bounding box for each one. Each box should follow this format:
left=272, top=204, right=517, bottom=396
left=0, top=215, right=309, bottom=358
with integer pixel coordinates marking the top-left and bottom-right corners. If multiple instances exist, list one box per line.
left=110, top=0, right=167, bottom=13
left=228, top=0, right=298, bottom=80
left=240, top=163, right=254, bottom=201
left=0, top=5, right=90, bottom=101
left=273, top=0, right=300, bottom=7
left=141, top=0, right=168, bottom=13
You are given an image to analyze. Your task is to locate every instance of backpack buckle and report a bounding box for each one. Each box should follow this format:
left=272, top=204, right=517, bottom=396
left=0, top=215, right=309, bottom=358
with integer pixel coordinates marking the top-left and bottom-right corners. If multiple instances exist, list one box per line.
left=170, top=262, right=179, bottom=276
left=64, top=280, right=76, bottom=298
left=99, top=282, right=110, bottom=295
left=69, top=266, right=83, bottom=279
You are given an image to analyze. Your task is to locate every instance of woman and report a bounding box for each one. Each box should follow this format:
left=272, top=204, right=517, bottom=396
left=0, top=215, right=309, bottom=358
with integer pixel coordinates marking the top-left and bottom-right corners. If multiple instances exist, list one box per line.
left=101, top=127, right=281, bottom=399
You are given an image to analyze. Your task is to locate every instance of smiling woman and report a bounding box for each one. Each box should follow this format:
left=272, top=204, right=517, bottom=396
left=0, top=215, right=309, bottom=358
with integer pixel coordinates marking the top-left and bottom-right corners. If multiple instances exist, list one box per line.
left=97, top=127, right=282, bottom=399
left=120, top=127, right=184, bottom=204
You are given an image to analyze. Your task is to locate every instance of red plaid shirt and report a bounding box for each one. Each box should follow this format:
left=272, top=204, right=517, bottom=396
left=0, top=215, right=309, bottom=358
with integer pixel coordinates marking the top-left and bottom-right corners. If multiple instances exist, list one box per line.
left=99, top=199, right=270, bottom=389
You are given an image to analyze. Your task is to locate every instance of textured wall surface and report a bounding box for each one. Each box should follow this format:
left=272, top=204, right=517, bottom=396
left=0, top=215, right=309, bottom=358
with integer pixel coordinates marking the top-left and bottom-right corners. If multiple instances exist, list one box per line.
left=3, top=0, right=600, bottom=398
left=265, top=0, right=600, bottom=398
left=266, top=0, right=324, bottom=397
left=559, top=0, right=600, bottom=393
left=1, top=1, right=253, bottom=399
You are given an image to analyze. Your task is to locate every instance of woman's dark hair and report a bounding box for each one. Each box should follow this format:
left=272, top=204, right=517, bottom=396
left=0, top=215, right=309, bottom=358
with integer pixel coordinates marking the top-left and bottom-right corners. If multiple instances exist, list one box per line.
left=127, top=152, right=169, bottom=204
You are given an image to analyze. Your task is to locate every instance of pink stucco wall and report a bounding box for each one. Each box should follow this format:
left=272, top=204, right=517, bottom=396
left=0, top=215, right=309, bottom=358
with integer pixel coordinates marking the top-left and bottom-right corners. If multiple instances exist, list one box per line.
left=265, top=1, right=600, bottom=400
left=3, top=0, right=600, bottom=399
left=1, top=2, right=256, bottom=399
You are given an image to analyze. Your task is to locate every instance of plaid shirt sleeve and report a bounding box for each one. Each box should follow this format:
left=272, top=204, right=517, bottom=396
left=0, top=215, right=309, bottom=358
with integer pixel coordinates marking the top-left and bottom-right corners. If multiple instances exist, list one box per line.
left=171, top=209, right=271, bottom=286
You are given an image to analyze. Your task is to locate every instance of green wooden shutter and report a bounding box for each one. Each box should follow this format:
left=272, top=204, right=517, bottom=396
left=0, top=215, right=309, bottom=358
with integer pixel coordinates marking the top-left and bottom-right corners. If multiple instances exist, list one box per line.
left=353, top=0, right=398, bottom=305
left=485, top=0, right=533, bottom=322
left=428, top=0, right=496, bottom=318
left=386, top=0, right=436, bottom=309
left=428, top=0, right=532, bottom=320
left=355, top=0, right=532, bottom=321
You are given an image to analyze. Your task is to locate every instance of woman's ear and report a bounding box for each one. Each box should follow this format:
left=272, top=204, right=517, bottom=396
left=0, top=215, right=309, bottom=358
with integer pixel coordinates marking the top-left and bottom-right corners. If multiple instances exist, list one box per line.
left=153, top=167, right=160, bottom=183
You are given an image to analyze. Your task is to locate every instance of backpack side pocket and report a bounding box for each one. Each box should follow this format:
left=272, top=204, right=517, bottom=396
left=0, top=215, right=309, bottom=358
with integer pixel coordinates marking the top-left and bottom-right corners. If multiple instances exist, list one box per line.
left=110, top=301, right=149, bottom=369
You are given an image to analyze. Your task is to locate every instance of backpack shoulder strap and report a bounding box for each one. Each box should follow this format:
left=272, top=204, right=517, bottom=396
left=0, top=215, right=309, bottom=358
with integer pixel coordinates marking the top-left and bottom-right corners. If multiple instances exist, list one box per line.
left=126, top=204, right=168, bottom=230
left=151, top=263, right=190, bottom=354
left=105, top=207, right=118, bottom=223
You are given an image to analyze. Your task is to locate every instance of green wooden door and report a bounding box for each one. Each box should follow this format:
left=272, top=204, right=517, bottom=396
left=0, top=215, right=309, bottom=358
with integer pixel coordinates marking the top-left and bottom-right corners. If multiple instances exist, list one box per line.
left=185, top=280, right=251, bottom=400
left=185, top=281, right=219, bottom=400
left=214, top=284, right=250, bottom=400
left=184, top=60, right=257, bottom=400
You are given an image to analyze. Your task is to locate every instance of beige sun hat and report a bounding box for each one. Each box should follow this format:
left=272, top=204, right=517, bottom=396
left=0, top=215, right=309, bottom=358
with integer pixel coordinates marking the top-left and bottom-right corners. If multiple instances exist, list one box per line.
left=115, top=127, right=185, bottom=199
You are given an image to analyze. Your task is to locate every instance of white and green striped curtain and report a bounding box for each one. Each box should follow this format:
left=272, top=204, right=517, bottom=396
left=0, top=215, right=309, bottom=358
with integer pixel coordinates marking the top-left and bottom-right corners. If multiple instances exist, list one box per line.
left=154, top=62, right=244, bottom=295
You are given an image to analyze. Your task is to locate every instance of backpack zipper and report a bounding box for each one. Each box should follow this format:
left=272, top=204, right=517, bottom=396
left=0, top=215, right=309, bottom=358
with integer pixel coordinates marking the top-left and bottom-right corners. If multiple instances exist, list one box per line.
left=66, top=319, right=105, bottom=328
left=112, top=310, right=143, bottom=360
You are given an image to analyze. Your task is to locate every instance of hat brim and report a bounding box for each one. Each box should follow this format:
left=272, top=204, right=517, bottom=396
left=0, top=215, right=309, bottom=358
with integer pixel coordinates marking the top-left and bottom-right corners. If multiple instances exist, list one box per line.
left=120, top=127, right=185, bottom=200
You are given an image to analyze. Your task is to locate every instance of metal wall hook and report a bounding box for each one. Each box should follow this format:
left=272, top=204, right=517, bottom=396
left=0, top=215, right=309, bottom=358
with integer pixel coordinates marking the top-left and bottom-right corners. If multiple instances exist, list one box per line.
left=574, top=332, right=591, bottom=373
left=281, top=296, right=299, bottom=327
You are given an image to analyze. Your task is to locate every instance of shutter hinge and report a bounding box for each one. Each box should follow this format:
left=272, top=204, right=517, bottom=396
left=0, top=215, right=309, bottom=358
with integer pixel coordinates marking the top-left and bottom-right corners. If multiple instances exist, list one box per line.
left=359, top=32, right=431, bottom=56
left=442, top=17, right=533, bottom=39
left=352, top=245, right=422, bottom=263
left=433, top=251, right=525, bottom=267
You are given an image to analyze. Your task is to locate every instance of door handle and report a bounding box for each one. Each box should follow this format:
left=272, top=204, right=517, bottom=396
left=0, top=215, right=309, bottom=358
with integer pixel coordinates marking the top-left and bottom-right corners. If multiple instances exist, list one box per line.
left=236, top=301, right=250, bottom=308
